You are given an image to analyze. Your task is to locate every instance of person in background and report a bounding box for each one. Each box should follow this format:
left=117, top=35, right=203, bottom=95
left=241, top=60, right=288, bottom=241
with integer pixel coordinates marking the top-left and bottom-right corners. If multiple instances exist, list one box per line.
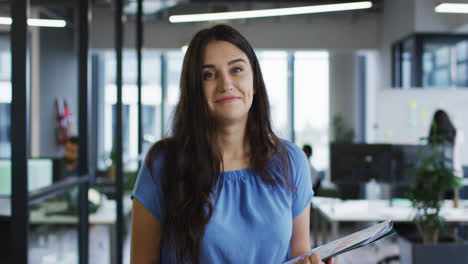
left=63, top=136, right=79, bottom=177
left=428, top=109, right=464, bottom=204
left=303, top=144, right=320, bottom=192
left=428, top=109, right=464, bottom=180
left=130, top=24, right=336, bottom=264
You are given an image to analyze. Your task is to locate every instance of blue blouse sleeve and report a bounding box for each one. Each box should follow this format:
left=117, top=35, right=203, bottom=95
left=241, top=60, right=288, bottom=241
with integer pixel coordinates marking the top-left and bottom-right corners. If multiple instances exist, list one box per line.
left=131, top=155, right=165, bottom=221
left=285, top=141, right=314, bottom=218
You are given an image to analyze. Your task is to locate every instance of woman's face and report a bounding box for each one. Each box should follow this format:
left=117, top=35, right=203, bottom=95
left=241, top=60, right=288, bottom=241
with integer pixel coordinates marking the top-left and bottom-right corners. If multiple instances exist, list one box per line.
left=201, top=40, right=255, bottom=126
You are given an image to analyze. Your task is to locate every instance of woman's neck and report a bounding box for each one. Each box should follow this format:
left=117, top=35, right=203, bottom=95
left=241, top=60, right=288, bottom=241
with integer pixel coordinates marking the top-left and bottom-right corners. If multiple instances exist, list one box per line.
left=217, top=123, right=251, bottom=170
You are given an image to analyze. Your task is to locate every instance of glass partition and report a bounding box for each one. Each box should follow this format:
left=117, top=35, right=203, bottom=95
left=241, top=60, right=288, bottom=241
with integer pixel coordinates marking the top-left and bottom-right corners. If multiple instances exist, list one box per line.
left=29, top=188, right=80, bottom=264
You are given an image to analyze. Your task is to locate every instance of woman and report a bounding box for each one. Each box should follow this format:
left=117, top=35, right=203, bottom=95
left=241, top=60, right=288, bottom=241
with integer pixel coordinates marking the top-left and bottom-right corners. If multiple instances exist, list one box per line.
left=428, top=109, right=463, bottom=178
left=130, top=24, right=335, bottom=264
left=428, top=109, right=464, bottom=201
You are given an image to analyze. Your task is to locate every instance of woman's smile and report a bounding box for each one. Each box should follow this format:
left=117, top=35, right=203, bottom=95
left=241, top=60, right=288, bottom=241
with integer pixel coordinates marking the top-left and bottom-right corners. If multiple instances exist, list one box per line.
left=216, top=96, right=240, bottom=104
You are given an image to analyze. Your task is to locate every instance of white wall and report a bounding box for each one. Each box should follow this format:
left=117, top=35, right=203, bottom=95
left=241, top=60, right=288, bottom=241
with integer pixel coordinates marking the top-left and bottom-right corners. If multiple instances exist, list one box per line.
left=375, top=88, right=468, bottom=165
left=364, top=50, right=380, bottom=143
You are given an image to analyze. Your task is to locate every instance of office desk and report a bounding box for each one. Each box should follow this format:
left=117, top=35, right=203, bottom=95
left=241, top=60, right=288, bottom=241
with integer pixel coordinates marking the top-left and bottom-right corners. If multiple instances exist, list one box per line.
left=310, top=196, right=468, bottom=246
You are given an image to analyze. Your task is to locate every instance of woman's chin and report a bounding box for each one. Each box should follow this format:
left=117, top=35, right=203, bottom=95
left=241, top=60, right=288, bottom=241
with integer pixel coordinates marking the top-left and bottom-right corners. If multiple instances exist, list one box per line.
left=214, top=114, right=248, bottom=127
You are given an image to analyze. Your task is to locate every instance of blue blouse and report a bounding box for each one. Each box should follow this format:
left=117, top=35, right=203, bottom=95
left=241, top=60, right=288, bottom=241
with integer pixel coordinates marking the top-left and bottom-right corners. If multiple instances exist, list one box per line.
left=132, top=140, right=313, bottom=264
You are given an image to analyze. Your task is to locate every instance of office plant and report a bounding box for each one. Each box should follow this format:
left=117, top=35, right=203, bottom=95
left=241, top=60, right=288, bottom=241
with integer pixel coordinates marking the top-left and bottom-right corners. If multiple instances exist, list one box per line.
left=407, top=136, right=462, bottom=245
left=331, top=115, right=354, bottom=143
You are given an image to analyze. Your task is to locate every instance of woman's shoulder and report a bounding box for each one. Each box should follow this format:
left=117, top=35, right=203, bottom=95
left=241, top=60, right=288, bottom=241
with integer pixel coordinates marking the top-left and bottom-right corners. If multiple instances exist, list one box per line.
left=278, top=139, right=305, bottom=158
left=144, top=138, right=174, bottom=170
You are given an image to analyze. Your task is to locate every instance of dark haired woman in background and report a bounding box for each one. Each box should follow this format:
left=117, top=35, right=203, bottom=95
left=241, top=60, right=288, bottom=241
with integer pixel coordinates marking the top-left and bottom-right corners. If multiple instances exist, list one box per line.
left=428, top=109, right=456, bottom=145
left=428, top=109, right=464, bottom=199
left=130, top=24, right=335, bottom=264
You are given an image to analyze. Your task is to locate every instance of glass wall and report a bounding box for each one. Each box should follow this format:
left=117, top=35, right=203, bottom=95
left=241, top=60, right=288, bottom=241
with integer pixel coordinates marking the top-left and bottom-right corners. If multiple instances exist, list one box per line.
left=29, top=188, right=79, bottom=264
left=294, top=51, right=330, bottom=170
left=26, top=4, right=83, bottom=263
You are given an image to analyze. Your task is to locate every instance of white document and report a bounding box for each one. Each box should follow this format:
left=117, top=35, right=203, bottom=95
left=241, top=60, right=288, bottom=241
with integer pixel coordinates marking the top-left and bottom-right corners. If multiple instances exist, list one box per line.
left=283, top=219, right=395, bottom=264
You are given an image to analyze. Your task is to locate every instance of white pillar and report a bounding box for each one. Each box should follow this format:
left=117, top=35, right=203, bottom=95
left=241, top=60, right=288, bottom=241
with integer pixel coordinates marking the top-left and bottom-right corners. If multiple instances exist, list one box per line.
left=329, top=51, right=361, bottom=142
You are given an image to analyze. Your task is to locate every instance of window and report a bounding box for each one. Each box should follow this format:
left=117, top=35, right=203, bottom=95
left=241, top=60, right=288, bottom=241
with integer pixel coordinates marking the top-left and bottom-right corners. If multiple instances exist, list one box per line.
left=393, top=33, right=468, bottom=88
left=294, top=51, right=329, bottom=170
left=258, top=51, right=290, bottom=139
left=163, top=52, right=184, bottom=136
left=456, top=40, right=468, bottom=87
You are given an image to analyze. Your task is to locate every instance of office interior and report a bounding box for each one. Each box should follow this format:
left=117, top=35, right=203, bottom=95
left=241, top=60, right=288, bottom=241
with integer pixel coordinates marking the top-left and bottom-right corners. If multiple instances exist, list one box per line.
left=1, top=0, right=468, bottom=263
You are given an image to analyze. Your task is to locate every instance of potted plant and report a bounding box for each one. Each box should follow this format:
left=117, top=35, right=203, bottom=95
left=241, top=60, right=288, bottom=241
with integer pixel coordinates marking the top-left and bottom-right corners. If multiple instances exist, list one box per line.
left=398, top=136, right=466, bottom=263
left=331, top=115, right=354, bottom=143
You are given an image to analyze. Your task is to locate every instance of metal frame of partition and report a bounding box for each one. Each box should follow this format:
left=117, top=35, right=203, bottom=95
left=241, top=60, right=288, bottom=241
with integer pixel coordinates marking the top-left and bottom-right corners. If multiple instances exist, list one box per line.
left=114, top=0, right=124, bottom=263
left=137, top=0, right=143, bottom=159
left=11, top=1, right=29, bottom=263
left=77, top=1, right=92, bottom=263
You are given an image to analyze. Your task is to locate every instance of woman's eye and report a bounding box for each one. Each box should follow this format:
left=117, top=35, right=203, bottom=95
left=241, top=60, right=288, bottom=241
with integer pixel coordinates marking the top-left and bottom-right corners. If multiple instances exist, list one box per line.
left=203, top=72, right=215, bottom=80
left=232, top=67, right=243, bottom=73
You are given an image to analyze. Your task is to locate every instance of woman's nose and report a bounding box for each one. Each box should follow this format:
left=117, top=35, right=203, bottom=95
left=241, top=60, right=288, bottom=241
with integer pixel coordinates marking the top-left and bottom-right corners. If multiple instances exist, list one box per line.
left=217, top=72, right=233, bottom=91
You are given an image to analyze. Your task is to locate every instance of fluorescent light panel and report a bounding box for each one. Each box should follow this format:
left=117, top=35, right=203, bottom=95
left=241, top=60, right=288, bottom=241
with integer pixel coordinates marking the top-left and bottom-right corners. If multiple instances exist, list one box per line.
left=435, top=3, right=468, bottom=13
left=0, top=17, right=67, bottom=27
left=169, top=1, right=373, bottom=23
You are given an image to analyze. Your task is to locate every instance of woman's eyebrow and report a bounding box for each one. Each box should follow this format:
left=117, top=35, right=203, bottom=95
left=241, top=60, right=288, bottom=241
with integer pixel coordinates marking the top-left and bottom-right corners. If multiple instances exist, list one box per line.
left=202, top=64, right=215, bottom=69
left=202, top=58, right=247, bottom=69
left=228, top=58, right=247, bottom=65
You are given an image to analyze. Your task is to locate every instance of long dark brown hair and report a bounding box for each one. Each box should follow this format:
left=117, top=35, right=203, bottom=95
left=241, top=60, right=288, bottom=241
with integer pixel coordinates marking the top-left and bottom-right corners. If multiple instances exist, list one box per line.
left=145, top=24, right=293, bottom=264
left=428, top=109, right=456, bottom=145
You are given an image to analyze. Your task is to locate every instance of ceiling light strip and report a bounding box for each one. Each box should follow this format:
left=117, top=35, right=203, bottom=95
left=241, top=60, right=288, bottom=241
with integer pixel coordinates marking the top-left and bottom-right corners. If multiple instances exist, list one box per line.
left=0, top=17, right=67, bottom=27
left=435, top=3, right=468, bottom=13
left=169, top=1, right=373, bottom=23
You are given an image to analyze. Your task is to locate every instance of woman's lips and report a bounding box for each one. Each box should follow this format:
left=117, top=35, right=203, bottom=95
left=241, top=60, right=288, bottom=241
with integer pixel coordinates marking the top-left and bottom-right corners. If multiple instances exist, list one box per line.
left=216, top=97, right=239, bottom=104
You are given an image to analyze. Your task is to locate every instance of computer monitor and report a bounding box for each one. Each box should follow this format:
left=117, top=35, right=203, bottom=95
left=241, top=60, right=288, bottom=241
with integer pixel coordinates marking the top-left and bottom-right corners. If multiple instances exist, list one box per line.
left=330, top=143, right=394, bottom=199
left=330, top=143, right=433, bottom=199
left=0, top=158, right=53, bottom=196
left=330, top=143, right=393, bottom=184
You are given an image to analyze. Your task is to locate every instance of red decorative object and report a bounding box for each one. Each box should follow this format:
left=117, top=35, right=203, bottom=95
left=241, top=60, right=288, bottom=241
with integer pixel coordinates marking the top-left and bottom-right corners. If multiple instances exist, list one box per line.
left=56, top=97, right=72, bottom=146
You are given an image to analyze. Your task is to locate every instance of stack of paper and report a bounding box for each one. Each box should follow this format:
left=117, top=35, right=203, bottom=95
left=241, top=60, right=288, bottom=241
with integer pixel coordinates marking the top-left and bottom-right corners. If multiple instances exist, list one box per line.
left=283, top=219, right=395, bottom=264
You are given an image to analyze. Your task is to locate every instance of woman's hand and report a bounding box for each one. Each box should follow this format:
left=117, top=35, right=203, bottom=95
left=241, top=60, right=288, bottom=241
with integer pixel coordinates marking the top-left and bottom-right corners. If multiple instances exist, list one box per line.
left=294, top=253, right=337, bottom=264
